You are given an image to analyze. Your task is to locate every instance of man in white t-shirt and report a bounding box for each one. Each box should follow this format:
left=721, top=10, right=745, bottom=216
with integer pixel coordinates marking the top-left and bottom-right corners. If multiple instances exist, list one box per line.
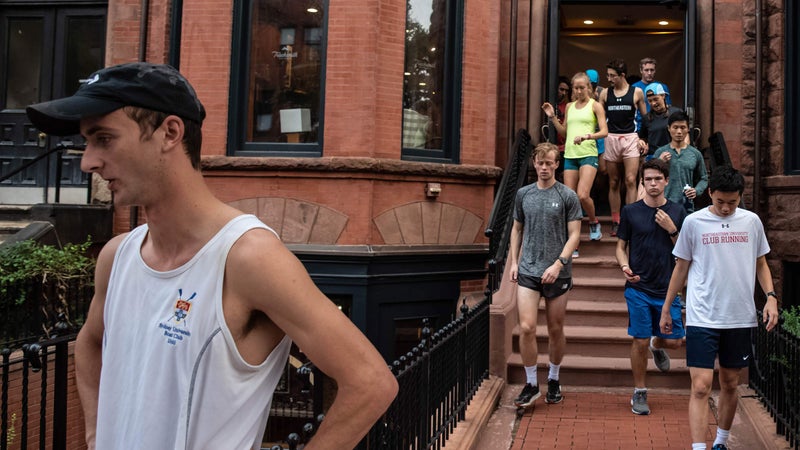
left=659, top=165, right=779, bottom=450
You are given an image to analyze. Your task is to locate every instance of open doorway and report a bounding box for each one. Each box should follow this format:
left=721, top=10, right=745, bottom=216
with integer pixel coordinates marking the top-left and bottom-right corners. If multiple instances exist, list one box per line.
left=544, top=0, right=696, bottom=216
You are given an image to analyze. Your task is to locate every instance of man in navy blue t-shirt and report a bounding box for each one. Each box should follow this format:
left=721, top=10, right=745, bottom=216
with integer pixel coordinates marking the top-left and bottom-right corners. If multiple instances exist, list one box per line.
left=615, top=158, right=686, bottom=415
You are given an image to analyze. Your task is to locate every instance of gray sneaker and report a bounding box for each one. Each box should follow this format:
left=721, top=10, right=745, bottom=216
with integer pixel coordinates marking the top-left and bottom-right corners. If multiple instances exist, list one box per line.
left=650, top=338, right=669, bottom=372
left=651, top=343, right=670, bottom=372
left=631, top=390, right=650, bottom=415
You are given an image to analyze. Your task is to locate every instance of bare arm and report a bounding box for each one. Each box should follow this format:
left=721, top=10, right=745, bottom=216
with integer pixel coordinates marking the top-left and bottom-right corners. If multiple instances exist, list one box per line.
left=542, top=102, right=567, bottom=137
left=634, top=87, right=647, bottom=117
left=660, top=257, right=690, bottom=333
left=508, top=220, right=523, bottom=282
left=541, top=220, right=581, bottom=284
left=75, top=235, right=124, bottom=449
left=756, top=255, right=779, bottom=331
left=227, top=231, right=398, bottom=449
left=615, top=238, right=639, bottom=283
left=592, top=100, right=608, bottom=139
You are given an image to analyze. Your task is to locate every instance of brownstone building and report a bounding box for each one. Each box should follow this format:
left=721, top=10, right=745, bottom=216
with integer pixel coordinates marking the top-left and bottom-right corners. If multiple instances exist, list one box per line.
left=2, top=0, right=799, bottom=376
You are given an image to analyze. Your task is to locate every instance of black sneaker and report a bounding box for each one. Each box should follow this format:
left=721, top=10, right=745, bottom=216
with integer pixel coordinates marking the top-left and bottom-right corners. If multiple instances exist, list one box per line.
left=711, top=445, right=728, bottom=450
left=514, top=383, right=540, bottom=407
left=610, top=221, right=620, bottom=237
left=545, top=379, right=563, bottom=404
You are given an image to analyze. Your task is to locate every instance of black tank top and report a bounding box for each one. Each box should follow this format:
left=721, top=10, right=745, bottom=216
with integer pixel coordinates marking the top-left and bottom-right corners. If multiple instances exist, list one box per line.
left=605, top=86, right=636, bottom=133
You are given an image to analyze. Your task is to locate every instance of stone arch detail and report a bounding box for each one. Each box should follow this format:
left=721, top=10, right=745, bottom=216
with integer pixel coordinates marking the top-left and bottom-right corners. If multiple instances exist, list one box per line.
left=373, top=202, right=483, bottom=245
left=227, top=197, right=348, bottom=244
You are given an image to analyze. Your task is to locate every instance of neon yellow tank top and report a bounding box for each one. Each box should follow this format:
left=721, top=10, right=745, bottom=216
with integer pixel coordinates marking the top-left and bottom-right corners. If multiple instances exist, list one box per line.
left=564, top=98, right=599, bottom=159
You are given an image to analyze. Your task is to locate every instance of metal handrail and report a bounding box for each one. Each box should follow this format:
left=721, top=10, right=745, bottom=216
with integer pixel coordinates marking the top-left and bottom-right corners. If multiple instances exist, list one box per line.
left=0, top=143, right=87, bottom=204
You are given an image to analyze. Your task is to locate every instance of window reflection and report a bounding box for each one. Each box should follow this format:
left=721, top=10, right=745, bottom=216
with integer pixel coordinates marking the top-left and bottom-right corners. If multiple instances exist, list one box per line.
left=248, top=0, right=323, bottom=144
left=6, top=19, right=43, bottom=110
left=402, top=0, right=445, bottom=150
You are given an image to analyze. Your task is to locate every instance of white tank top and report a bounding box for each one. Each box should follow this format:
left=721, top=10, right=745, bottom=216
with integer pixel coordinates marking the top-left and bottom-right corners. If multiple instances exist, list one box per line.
left=95, top=215, right=292, bottom=450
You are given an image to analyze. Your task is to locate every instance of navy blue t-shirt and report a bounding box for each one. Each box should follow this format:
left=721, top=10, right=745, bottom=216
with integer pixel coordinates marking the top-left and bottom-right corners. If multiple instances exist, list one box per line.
left=616, top=199, right=686, bottom=298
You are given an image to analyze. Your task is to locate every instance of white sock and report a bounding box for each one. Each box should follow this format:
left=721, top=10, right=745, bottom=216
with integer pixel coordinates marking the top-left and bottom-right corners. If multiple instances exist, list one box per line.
left=524, top=366, right=538, bottom=386
left=548, top=363, right=560, bottom=381
left=691, top=444, right=706, bottom=450
left=713, top=428, right=730, bottom=447
left=650, top=336, right=658, bottom=350
left=634, top=387, right=647, bottom=394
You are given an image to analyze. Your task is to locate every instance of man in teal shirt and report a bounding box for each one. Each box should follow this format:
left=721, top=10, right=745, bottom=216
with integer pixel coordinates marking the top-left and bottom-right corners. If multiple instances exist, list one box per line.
left=654, top=111, right=708, bottom=213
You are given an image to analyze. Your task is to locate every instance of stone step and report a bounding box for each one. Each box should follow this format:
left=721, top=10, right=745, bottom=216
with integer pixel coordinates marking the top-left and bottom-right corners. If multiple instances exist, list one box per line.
left=513, top=324, right=686, bottom=359
left=536, top=300, right=629, bottom=328
left=570, top=276, right=626, bottom=302
left=570, top=256, right=625, bottom=279
left=0, top=220, right=33, bottom=245
left=506, top=353, right=691, bottom=389
left=0, top=204, right=33, bottom=221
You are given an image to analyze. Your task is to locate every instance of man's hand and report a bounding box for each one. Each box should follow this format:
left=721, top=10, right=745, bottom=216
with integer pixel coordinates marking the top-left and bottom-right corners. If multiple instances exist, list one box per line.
left=659, top=152, right=672, bottom=162
left=509, top=262, right=519, bottom=283
left=541, top=263, right=561, bottom=284
left=763, top=298, right=779, bottom=332
left=654, top=208, right=676, bottom=233
left=659, top=309, right=673, bottom=334
left=684, top=187, right=697, bottom=200
left=621, top=266, right=640, bottom=283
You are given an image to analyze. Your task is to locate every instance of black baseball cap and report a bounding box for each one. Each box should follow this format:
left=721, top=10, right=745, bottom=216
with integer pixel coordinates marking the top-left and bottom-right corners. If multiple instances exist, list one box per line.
left=26, top=62, right=206, bottom=136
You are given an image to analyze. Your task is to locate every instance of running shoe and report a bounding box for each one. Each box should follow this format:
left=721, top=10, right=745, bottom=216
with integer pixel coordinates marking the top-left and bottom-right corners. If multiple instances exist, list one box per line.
left=589, top=221, right=602, bottom=241
left=545, top=379, right=563, bottom=404
left=514, top=383, right=540, bottom=407
left=631, top=390, right=650, bottom=415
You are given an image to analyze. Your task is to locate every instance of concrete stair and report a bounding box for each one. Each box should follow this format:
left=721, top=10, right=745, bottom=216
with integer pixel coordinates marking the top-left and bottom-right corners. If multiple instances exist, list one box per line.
left=0, top=205, right=33, bottom=245
left=505, top=216, right=690, bottom=389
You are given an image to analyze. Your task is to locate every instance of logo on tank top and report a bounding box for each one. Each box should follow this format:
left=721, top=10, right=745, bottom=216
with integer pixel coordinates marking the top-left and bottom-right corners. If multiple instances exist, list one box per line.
left=158, top=288, right=196, bottom=346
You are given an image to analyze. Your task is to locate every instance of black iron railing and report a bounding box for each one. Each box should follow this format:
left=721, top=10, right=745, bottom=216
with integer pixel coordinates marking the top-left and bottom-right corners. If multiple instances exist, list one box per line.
left=1, top=335, right=74, bottom=450
left=268, top=297, right=491, bottom=450
left=0, top=143, right=89, bottom=204
left=749, top=311, right=800, bottom=450
left=484, top=129, right=532, bottom=293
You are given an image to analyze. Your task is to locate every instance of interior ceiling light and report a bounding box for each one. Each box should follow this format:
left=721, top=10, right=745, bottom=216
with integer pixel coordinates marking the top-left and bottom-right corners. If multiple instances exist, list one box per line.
left=583, top=20, right=594, bottom=25
left=307, top=7, right=319, bottom=13
left=659, top=20, right=669, bottom=26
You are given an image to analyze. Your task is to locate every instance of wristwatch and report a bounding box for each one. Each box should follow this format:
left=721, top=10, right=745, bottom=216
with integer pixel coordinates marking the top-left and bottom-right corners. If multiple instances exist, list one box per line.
left=669, top=229, right=679, bottom=237
left=558, top=256, right=570, bottom=265
left=766, top=291, right=778, bottom=299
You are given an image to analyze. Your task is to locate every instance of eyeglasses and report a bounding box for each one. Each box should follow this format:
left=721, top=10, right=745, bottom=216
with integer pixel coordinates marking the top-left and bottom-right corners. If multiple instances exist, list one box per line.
left=558, top=88, right=569, bottom=92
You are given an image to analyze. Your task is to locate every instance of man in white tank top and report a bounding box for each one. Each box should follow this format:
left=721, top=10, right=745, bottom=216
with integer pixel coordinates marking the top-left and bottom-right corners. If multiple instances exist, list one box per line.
left=26, top=63, right=397, bottom=450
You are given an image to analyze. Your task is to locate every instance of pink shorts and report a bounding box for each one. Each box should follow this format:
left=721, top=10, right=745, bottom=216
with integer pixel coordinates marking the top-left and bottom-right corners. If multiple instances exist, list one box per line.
left=603, top=133, right=641, bottom=162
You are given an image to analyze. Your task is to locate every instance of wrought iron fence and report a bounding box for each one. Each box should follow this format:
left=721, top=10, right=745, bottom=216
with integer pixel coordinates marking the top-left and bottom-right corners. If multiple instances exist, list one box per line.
left=1, top=277, right=92, bottom=349
left=1, top=335, right=75, bottom=450
left=267, top=297, right=491, bottom=449
left=749, top=311, right=800, bottom=450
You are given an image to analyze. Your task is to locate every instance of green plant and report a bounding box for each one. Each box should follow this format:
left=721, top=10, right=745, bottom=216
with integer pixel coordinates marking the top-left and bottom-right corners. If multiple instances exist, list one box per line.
left=782, top=306, right=800, bottom=339
left=0, top=238, right=95, bottom=339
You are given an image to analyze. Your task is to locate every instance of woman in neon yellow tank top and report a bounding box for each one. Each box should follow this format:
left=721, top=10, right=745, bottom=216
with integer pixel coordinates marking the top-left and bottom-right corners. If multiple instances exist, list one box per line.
left=543, top=72, right=608, bottom=244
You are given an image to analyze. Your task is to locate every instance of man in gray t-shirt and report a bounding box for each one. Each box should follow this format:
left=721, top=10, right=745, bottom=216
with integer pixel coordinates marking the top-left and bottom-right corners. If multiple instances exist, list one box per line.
left=509, top=142, right=582, bottom=408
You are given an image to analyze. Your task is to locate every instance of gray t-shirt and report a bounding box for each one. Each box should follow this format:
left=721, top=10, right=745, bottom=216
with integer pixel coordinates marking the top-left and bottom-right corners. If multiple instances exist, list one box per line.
left=513, top=182, right=582, bottom=278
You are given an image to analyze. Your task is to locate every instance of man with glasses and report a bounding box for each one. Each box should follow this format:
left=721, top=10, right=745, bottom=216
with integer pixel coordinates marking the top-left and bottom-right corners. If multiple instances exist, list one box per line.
left=599, top=59, right=648, bottom=236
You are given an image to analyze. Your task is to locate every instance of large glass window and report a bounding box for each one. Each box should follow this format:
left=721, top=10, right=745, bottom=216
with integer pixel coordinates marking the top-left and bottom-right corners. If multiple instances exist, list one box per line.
left=402, top=0, right=462, bottom=163
left=230, top=0, right=325, bottom=156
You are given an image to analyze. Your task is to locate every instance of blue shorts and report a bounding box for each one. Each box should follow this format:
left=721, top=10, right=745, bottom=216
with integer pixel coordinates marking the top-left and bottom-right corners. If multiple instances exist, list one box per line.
left=597, top=138, right=605, bottom=155
left=563, top=156, right=599, bottom=171
left=686, top=326, right=753, bottom=369
left=625, top=287, right=685, bottom=339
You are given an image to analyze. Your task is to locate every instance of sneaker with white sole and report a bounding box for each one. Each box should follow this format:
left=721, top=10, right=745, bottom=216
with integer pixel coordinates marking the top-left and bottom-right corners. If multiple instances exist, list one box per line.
left=650, top=337, right=670, bottom=372
left=588, top=221, right=602, bottom=240
left=545, top=378, right=563, bottom=404
left=631, top=390, right=650, bottom=415
left=514, top=383, right=540, bottom=407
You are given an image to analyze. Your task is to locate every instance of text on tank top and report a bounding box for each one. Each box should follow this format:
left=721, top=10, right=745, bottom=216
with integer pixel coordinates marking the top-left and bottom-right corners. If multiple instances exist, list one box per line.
left=605, top=86, right=636, bottom=133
